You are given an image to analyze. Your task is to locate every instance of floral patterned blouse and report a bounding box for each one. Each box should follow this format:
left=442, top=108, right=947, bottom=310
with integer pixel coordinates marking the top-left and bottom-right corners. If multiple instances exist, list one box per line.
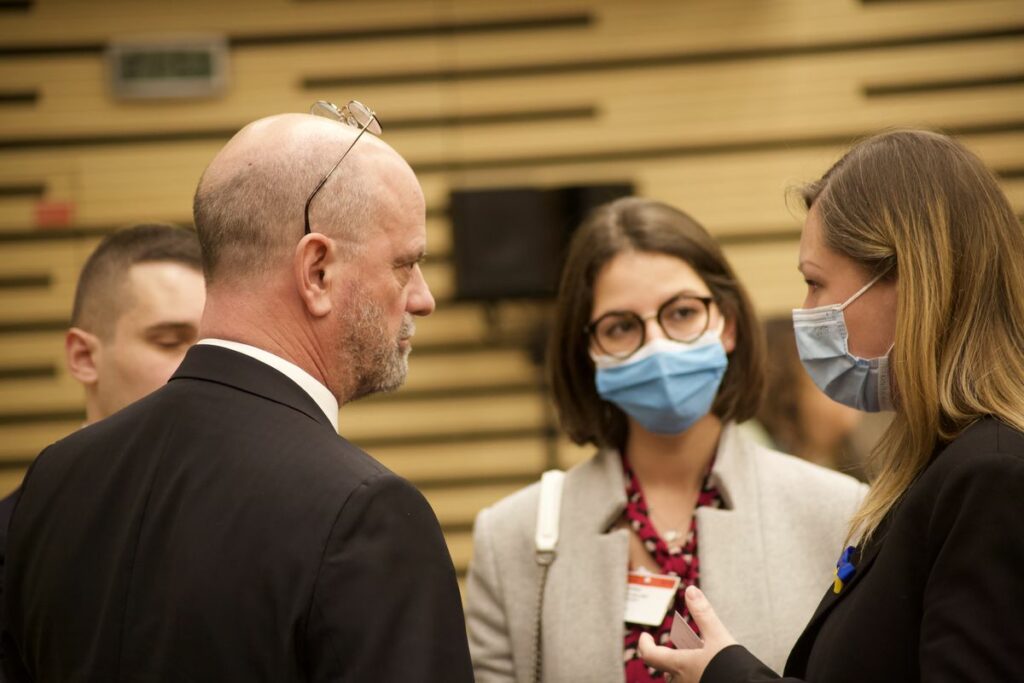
left=621, top=453, right=725, bottom=682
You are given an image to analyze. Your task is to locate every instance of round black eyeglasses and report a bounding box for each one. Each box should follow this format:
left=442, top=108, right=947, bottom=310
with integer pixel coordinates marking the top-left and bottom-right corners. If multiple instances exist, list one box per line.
left=586, top=294, right=714, bottom=359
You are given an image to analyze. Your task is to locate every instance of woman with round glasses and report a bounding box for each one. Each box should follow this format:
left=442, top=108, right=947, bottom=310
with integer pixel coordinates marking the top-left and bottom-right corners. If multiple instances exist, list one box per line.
left=465, top=197, right=866, bottom=682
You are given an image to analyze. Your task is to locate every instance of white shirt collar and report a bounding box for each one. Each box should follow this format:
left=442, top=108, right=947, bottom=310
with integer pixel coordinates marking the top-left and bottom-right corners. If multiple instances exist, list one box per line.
left=197, top=338, right=339, bottom=432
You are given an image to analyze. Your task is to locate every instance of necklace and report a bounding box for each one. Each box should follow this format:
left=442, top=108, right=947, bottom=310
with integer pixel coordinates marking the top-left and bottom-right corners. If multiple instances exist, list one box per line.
left=649, top=506, right=689, bottom=546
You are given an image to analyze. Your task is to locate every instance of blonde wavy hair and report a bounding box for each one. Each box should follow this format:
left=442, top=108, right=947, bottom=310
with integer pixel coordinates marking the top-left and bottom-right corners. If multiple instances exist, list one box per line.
left=802, top=129, right=1024, bottom=542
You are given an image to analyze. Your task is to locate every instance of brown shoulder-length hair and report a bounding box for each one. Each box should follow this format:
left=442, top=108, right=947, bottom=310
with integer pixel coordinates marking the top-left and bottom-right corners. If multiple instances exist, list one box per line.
left=547, top=197, right=765, bottom=452
left=801, top=129, right=1024, bottom=542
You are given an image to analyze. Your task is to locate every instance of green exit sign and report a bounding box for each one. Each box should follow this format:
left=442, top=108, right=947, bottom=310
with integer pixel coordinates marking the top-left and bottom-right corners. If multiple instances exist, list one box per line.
left=107, top=35, right=228, bottom=99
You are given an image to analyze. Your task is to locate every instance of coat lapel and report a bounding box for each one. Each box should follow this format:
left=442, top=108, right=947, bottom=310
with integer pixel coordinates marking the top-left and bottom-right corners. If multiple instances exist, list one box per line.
left=697, top=424, right=778, bottom=662
left=542, top=449, right=629, bottom=681
left=785, top=518, right=889, bottom=673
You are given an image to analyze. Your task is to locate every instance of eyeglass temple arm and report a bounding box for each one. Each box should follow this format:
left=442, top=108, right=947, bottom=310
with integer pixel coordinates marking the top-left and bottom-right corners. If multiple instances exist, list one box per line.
left=303, top=113, right=378, bottom=234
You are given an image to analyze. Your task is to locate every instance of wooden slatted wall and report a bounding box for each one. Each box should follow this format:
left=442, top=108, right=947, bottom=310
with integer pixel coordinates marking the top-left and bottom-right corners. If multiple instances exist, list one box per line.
left=0, top=0, right=1022, bottom=581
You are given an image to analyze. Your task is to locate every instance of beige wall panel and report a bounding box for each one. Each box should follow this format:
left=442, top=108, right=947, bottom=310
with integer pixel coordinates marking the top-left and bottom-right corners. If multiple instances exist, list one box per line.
left=419, top=259, right=453, bottom=301
left=0, top=470, right=26, bottom=498
left=557, top=436, right=594, bottom=470
left=433, top=62, right=1024, bottom=164
left=402, top=348, right=536, bottom=392
left=1, top=0, right=1017, bottom=60
left=445, top=529, right=474, bottom=573
left=0, top=331, right=80, bottom=414
left=0, top=330, right=65, bottom=367
left=425, top=216, right=450, bottom=256
left=422, top=480, right=526, bottom=527
left=372, top=436, right=546, bottom=483
left=0, top=238, right=98, bottom=322
left=410, top=304, right=487, bottom=346
left=3, top=37, right=1021, bottom=151
left=1, top=131, right=1018, bottom=238
left=0, top=43, right=448, bottom=139
left=446, top=0, right=1023, bottom=65
left=0, top=0, right=582, bottom=47
left=339, top=391, right=546, bottom=442
left=0, top=420, right=81, bottom=462
left=413, top=301, right=547, bottom=346
left=723, top=240, right=805, bottom=318
left=999, top=179, right=1024, bottom=209
left=0, top=199, right=40, bottom=232
left=0, top=375, right=80, bottom=416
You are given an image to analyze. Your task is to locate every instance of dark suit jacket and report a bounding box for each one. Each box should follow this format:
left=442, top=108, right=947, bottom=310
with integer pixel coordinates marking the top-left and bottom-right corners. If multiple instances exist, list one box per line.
left=2, top=345, right=473, bottom=682
left=702, top=417, right=1024, bottom=683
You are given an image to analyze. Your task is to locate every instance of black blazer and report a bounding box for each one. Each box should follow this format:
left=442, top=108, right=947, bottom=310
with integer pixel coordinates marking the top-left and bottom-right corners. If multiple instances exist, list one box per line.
left=2, top=345, right=473, bottom=682
left=703, top=417, right=1024, bottom=683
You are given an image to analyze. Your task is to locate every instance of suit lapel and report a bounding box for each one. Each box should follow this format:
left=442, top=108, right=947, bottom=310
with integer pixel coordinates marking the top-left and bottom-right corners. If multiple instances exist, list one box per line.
left=171, top=345, right=335, bottom=431
left=697, top=425, right=776, bottom=659
left=785, top=519, right=889, bottom=672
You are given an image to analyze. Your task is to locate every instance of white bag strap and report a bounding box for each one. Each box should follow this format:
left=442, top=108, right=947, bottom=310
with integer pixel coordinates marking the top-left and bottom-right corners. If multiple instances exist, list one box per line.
left=532, top=469, right=564, bottom=683
left=534, top=469, right=565, bottom=564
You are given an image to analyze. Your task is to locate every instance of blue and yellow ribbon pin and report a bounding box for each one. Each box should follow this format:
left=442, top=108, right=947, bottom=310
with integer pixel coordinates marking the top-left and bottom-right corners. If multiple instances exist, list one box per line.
left=832, top=545, right=857, bottom=594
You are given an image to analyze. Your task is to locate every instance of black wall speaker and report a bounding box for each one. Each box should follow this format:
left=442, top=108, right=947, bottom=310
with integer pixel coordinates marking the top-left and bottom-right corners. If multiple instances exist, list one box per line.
left=450, top=182, right=633, bottom=301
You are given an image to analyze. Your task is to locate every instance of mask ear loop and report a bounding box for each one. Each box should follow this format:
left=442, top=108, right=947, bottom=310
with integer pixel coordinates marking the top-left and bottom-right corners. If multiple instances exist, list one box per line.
left=837, top=269, right=890, bottom=312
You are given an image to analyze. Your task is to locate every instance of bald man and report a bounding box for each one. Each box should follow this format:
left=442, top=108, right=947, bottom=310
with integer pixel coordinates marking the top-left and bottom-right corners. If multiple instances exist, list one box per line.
left=2, top=111, right=472, bottom=681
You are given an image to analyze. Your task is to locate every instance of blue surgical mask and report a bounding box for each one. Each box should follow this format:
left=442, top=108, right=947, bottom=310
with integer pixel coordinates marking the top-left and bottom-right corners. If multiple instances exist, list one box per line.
left=593, top=330, right=729, bottom=435
left=792, top=272, right=893, bottom=412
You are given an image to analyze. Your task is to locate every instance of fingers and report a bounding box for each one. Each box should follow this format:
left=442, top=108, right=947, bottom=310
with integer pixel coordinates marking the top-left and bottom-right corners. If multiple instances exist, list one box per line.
left=685, top=585, right=736, bottom=647
left=639, top=588, right=739, bottom=683
left=638, top=632, right=679, bottom=673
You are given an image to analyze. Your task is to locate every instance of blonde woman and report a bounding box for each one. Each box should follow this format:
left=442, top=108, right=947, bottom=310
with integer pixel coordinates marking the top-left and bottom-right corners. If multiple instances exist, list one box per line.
left=465, top=198, right=866, bottom=682
left=640, top=130, right=1024, bottom=682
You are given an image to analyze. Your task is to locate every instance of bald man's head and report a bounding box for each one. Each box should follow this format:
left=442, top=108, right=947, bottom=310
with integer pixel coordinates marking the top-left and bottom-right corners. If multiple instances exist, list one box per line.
left=193, top=109, right=434, bottom=404
left=193, top=113, right=408, bottom=285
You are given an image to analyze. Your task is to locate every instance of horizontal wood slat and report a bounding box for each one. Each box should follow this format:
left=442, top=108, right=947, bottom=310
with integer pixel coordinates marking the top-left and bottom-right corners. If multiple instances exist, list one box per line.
left=0, top=0, right=1018, bottom=58
left=0, top=130, right=1019, bottom=240
left=0, top=36, right=1020, bottom=150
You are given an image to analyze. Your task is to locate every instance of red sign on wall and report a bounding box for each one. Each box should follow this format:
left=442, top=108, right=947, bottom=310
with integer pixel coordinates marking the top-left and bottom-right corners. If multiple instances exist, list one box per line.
left=34, top=201, right=75, bottom=228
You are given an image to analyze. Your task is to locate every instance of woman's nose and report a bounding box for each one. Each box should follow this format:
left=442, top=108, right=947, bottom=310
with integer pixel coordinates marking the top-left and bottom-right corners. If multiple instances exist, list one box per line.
left=643, top=315, right=667, bottom=341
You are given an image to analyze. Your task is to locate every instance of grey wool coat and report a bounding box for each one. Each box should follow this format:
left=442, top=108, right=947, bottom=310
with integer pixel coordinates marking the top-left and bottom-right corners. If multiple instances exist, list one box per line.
left=465, top=423, right=867, bottom=682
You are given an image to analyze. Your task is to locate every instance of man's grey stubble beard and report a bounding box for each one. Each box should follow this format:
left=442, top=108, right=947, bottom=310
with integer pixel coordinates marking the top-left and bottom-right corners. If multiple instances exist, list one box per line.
left=345, top=296, right=414, bottom=402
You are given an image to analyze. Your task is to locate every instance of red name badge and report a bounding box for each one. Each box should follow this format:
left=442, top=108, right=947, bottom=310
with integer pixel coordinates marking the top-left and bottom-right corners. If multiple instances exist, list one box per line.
left=625, top=571, right=680, bottom=627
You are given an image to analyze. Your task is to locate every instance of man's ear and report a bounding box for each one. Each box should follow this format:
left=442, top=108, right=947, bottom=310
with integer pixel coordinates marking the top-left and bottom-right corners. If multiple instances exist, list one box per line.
left=66, top=327, right=100, bottom=386
left=294, top=233, right=338, bottom=318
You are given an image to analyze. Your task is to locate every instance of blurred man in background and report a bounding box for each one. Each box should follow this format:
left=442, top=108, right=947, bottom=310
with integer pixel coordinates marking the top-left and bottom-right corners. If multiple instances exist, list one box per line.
left=0, top=223, right=205, bottom=679
left=64, top=223, right=206, bottom=425
left=0, top=223, right=204, bottom=525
